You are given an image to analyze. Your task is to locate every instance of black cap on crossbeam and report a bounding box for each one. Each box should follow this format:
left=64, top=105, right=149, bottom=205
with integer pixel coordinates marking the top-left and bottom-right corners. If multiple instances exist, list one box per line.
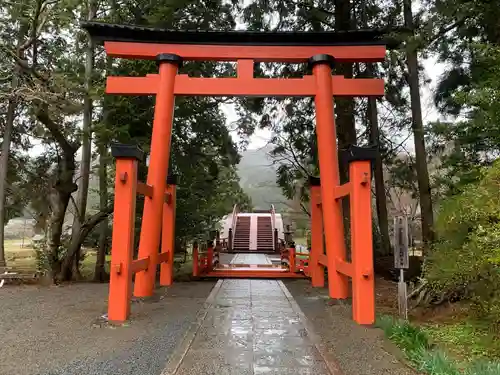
left=308, top=54, right=335, bottom=69
left=308, top=176, right=321, bottom=187
left=110, top=143, right=145, bottom=162
left=156, top=53, right=183, bottom=67
left=340, top=144, right=378, bottom=164
left=167, top=174, right=178, bottom=185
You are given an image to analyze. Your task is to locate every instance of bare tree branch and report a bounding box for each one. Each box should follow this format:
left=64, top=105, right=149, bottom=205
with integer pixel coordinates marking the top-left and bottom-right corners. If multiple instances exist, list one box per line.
left=35, top=105, right=78, bottom=155
left=425, top=16, right=469, bottom=48
left=18, top=0, right=52, bottom=53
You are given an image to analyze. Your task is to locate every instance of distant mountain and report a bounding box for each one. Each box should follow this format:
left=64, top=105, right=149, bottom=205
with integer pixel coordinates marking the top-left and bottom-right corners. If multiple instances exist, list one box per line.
left=237, top=145, right=288, bottom=211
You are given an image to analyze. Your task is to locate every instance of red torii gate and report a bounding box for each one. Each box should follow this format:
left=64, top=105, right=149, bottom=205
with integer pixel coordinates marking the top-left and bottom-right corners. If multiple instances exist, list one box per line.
left=83, top=22, right=391, bottom=325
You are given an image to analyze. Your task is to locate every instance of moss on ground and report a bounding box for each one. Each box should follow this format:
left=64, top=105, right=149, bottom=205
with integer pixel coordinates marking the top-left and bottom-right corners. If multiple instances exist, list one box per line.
left=376, top=315, right=500, bottom=375
left=422, top=320, right=500, bottom=361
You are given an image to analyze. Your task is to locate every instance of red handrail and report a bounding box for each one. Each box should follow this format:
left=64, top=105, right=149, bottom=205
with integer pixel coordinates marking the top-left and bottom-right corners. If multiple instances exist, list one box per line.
left=270, top=204, right=276, bottom=250
left=230, top=204, right=239, bottom=249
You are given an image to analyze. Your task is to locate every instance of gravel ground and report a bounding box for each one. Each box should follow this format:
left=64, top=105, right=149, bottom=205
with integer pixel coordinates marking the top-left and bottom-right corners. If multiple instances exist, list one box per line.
left=284, top=279, right=417, bottom=375
left=0, top=281, right=215, bottom=375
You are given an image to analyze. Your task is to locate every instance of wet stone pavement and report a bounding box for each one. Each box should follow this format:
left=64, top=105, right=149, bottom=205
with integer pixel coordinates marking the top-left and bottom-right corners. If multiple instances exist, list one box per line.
left=230, top=253, right=272, bottom=265
left=169, top=278, right=331, bottom=375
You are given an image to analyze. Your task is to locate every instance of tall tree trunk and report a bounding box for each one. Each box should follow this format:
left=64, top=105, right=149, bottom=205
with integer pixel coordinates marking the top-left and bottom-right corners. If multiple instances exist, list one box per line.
left=334, top=0, right=356, bottom=182
left=359, top=0, right=391, bottom=258
left=94, top=0, right=116, bottom=282
left=36, top=107, right=78, bottom=282
left=46, top=180, right=75, bottom=281
left=333, top=0, right=355, bottom=250
left=403, top=0, right=434, bottom=246
left=0, top=98, right=16, bottom=268
left=64, top=206, right=112, bottom=282
left=65, top=0, right=97, bottom=280
left=367, top=93, right=392, bottom=256
left=94, top=144, right=109, bottom=282
left=0, top=19, right=29, bottom=267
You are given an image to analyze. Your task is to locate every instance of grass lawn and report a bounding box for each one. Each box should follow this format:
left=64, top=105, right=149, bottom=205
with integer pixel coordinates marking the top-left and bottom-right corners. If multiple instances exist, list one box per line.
left=410, top=302, right=500, bottom=363
left=3, top=239, right=110, bottom=277
left=374, top=278, right=500, bottom=374
left=3, top=239, right=38, bottom=273
left=293, top=236, right=308, bottom=246
left=377, top=315, right=500, bottom=374
left=3, top=239, right=192, bottom=280
left=422, top=318, right=500, bottom=362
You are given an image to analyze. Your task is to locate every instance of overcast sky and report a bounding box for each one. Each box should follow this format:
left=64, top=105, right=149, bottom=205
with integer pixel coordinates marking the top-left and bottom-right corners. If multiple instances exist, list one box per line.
left=31, top=2, right=448, bottom=159
left=33, top=56, right=445, bottom=160
left=226, top=54, right=447, bottom=151
left=226, top=0, right=448, bottom=151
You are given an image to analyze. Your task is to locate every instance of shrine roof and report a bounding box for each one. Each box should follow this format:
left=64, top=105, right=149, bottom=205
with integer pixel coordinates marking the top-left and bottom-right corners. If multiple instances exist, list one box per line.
left=81, top=22, right=401, bottom=49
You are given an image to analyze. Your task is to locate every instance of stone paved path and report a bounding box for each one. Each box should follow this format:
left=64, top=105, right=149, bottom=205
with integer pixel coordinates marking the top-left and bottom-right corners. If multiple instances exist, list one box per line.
left=230, top=253, right=272, bottom=265
left=163, top=277, right=335, bottom=375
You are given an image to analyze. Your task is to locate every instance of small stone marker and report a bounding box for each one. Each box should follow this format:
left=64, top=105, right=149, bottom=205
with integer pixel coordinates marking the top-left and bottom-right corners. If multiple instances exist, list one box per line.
left=394, top=216, right=409, bottom=269
left=394, top=216, right=409, bottom=320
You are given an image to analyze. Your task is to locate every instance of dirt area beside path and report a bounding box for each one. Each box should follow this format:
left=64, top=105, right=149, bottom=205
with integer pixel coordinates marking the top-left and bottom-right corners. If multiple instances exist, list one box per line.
left=0, top=281, right=215, bottom=375
left=284, top=279, right=417, bottom=375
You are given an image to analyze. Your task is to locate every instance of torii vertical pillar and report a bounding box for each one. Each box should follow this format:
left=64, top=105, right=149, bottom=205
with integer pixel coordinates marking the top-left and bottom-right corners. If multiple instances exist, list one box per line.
left=108, top=144, right=143, bottom=322
left=310, top=54, right=349, bottom=299
left=134, top=54, right=182, bottom=297
left=343, top=146, right=376, bottom=324
left=309, top=176, right=325, bottom=287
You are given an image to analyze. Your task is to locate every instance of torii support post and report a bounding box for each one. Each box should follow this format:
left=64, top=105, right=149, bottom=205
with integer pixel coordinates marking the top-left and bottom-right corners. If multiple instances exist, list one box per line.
left=310, top=54, right=349, bottom=300
left=310, top=146, right=377, bottom=325
left=309, top=177, right=325, bottom=288
left=289, top=243, right=296, bottom=273
left=206, top=240, right=213, bottom=272
left=134, top=54, right=182, bottom=298
left=159, top=174, right=177, bottom=286
left=344, top=146, right=376, bottom=324
left=108, top=144, right=143, bottom=323
left=192, top=242, right=199, bottom=277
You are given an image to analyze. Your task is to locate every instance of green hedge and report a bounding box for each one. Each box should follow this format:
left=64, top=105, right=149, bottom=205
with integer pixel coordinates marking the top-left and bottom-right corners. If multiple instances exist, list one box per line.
left=423, top=160, right=500, bottom=324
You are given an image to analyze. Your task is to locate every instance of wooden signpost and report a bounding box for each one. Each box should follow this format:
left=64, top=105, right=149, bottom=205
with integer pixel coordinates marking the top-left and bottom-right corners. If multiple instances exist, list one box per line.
left=394, top=216, right=409, bottom=320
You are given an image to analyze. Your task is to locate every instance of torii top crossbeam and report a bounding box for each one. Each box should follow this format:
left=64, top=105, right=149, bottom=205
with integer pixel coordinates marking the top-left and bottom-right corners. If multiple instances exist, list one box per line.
left=82, top=22, right=394, bottom=97
left=83, top=21, right=397, bottom=60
